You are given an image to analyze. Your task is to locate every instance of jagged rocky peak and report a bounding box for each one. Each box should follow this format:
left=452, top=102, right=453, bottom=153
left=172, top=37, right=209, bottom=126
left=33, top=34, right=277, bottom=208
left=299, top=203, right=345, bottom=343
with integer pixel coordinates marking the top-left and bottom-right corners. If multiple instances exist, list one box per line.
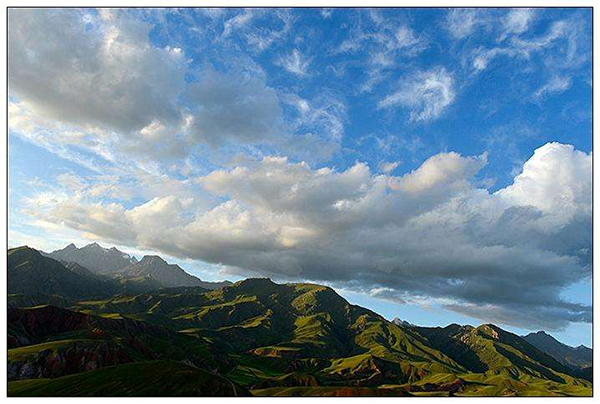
left=83, top=242, right=104, bottom=250
left=45, top=242, right=137, bottom=274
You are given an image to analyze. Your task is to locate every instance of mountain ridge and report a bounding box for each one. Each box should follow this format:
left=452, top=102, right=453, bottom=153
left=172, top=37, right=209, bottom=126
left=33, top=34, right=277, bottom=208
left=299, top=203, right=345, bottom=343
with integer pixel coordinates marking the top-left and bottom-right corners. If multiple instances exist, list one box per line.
left=7, top=245, right=593, bottom=396
left=44, top=243, right=232, bottom=290
left=523, top=330, right=592, bottom=371
left=45, top=243, right=137, bottom=274
left=117, top=254, right=232, bottom=289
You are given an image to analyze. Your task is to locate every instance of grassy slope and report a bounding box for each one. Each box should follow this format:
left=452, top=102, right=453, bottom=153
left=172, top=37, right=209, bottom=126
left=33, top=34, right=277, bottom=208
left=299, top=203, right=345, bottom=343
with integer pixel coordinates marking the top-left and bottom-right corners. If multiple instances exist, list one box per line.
left=8, top=361, right=250, bottom=396
left=8, top=277, right=593, bottom=397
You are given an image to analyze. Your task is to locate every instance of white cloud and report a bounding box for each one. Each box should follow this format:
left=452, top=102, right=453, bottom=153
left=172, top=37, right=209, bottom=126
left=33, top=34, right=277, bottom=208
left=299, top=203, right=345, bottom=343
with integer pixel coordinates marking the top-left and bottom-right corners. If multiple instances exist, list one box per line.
left=392, top=25, right=428, bottom=54
left=501, top=8, right=536, bottom=39
left=30, top=142, right=591, bottom=330
left=338, top=23, right=427, bottom=58
left=320, top=9, right=333, bottom=19
left=56, top=173, right=87, bottom=193
left=496, top=142, right=591, bottom=222
left=392, top=152, right=487, bottom=194
left=183, top=69, right=285, bottom=145
left=244, top=10, right=293, bottom=53
left=534, top=76, right=572, bottom=100
left=201, top=8, right=226, bottom=20
left=445, top=8, right=485, bottom=39
left=378, top=161, right=401, bottom=174
left=283, top=92, right=346, bottom=141
left=9, top=9, right=187, bottom=138
left=336, top=19, right=428, bottom=93
left=222, top=9, right=254, bottom=37
left=379, top=67, right=455, bottom=121
left=472, top=18, right=587, bottom=72
left=472, top=47, right=514, bottom=71
left=276, top=49, right=311, bottom=76
left=8, top=9, right=323, bottom=167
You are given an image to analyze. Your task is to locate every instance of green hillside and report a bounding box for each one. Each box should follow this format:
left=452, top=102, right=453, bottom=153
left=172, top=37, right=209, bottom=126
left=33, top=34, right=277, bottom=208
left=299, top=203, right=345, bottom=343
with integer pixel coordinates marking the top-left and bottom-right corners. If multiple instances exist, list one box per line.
left=8, top=361, right=250, bottom=396
left=8, top=247, right=118, bottom=300
left=7, top=247, right=593, bottom=397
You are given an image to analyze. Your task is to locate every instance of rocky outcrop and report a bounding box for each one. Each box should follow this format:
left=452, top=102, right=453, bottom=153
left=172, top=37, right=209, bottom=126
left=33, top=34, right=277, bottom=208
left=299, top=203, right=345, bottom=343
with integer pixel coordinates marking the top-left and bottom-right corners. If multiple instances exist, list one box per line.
left=8, top=340, right=132, bottom=380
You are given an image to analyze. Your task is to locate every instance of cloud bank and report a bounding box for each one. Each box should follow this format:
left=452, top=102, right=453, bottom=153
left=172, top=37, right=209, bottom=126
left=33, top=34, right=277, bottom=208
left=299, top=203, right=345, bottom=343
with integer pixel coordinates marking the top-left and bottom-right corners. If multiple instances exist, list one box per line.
left=28, top=142, right=591, bottom=331
left=8, top=8, right=340, bottom=165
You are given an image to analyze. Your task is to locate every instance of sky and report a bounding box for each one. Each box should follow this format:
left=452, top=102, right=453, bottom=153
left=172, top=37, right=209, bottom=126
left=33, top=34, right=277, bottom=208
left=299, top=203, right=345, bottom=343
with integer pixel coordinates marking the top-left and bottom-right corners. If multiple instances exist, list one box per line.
left=7, top=8, right=592, bottom=346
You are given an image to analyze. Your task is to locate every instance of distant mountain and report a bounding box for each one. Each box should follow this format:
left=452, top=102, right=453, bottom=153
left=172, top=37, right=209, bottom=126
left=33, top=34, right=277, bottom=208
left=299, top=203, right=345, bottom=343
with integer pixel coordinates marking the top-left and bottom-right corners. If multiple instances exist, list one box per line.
left=523, top=331, right=592, bottom=370
left=45, top=242, right=137, bottom=274
left=117, top=255, right=232, bottom=290
left=9, top=246, right=162, bottom=305
left=45, top=243, right=231, bottom=290
left=8, top=246, right=118, bottom=301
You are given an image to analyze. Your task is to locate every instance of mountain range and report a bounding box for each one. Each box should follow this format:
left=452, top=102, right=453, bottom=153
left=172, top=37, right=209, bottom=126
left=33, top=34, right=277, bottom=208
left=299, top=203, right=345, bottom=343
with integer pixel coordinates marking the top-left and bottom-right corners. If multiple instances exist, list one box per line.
left=522, top=330, right=592, bottom=381
left=7, top=244, right=593, bottom=397
left=45, top=242, right=138, bottom=274
left=44, top=243, right=231, bottom=290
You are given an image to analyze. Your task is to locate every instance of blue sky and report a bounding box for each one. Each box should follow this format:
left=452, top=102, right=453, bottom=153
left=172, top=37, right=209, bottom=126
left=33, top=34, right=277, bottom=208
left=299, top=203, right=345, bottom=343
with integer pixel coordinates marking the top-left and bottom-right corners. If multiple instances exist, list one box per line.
left=8, top=8, right=592, bottom=346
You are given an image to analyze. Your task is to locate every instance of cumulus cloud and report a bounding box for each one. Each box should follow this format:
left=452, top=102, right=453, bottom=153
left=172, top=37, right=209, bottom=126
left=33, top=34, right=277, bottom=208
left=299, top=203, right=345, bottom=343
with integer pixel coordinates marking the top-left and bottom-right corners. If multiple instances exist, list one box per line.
left=379, top=67, right=455, bottom=121
left=496, top=143, right=591, bottom=220
left=30, top=142, right=591, bottom=331
left=9, top=9, right=186, bottom=139
left=183, top=69, right=285, bottom=145
left=7, top=9, right=321, bottom=165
